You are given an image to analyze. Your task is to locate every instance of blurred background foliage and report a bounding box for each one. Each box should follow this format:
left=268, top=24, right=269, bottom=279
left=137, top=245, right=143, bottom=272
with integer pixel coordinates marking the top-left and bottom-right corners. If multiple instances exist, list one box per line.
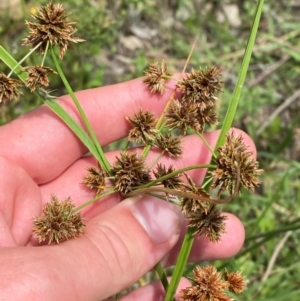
left=1, top=0, right=300, bottom=300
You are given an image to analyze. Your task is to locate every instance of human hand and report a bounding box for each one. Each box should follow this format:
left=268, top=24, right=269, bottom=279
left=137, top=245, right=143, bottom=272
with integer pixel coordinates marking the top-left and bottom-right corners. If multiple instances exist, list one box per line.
left=0, top=77, right=254, bottom=300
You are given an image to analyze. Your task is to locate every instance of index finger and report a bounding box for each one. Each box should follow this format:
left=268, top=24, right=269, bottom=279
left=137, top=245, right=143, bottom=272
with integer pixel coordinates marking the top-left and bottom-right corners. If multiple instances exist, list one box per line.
left=0, top=77, right=176, bottom=184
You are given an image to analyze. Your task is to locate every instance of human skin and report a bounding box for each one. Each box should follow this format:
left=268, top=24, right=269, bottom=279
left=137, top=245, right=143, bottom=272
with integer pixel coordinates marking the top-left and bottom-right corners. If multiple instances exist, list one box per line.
left=0, top=77, right=253, bottom=300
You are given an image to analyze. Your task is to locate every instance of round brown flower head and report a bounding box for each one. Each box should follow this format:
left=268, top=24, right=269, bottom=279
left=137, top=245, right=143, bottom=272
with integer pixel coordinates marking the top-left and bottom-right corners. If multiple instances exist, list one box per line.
left=111, top=151, right=151, bottom=194
left=126, top=109, right=158, bottom=145
left=153, top=163, right=183, bottom=190
left=22, top=2, right=84, bottom=59
left=154, top=133, right=182, bottom=157
left=143, top=60, right=172, bottom=94
left=210, top=132, right=263, bottom=195
left=186, top=204, right=227, bottom=242
left=177, top=66, right=222, bottom=110
left=166, top=99, right=200, bottom=135
left=33, top=195, right=85, bottom=244
left=0, top=72, right=23, bottom=104
left=22, top=65, right=57, bottom=92
left=83, top=163, right=106, bottom=195
left=224, top=269, right=247, bottom=294
left=181, top=265, right=230, bottom=301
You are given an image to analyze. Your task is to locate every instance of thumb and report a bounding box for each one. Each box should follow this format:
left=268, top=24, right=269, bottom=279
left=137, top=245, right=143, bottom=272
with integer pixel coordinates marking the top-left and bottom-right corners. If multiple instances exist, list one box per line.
left=0, top=196, right=183, bottom=300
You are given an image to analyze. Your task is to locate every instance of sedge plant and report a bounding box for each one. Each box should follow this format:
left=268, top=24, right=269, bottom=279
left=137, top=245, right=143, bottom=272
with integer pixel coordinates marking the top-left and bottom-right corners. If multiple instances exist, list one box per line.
left=0, top=1, right=265, bottom=300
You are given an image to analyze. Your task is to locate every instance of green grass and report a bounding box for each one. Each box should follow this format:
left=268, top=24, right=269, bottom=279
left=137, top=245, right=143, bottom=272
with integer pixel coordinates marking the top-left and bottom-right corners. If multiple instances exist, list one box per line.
left=1, top=0, right=300, bottom=299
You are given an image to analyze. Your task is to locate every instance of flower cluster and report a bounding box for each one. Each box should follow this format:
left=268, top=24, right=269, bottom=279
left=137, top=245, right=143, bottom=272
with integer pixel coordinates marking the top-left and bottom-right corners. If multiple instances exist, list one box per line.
left=0, top=2, right=85, bottom=107
left=144, top=61, right=221, bottom=134
left=33, top=195, right=85, bottom=244
left=143, top=60, right=171, bottom=94
left=111, top=151, right=151, bottom=194
left=82, top=163, right=107, bottom=195
left=211, top=132, right=263, bottom=195
left=23, top=2, right=84, bottom=59
left=0, top=73, right=23, bottom=104
left=181, top=265, right=246, bottom=301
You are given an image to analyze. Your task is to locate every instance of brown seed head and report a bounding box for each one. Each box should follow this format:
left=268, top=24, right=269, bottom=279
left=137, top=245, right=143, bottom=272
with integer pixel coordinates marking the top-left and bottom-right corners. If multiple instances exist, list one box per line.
left=143, top=60, right=172, bottom=94
left=22, top=65, right=57, bottom=92
left=154, top=133, right=182, bottom=157
left=177, top=66, right=222, bottom=110
left=186, top=204, right=227, bottom=242
left=83, top=163, right=106, bottom=195
left=33, top=195, right=85, bottom=244
left=22, top=2, right=84, bottom=58
left=153, top=163, right=183, bottom=190
left=166, top=99, right=200, bottom=135
left=224, top=269, right=247, bottom=294
left=181, top=265, right=230, bottom=301
left=0, top=73, right=23, bottom=104
left=211, top=132, right=263, bottom=195
left=126, top=109, right=158, bottom=145
left=111, top=151, right=151, bottom=194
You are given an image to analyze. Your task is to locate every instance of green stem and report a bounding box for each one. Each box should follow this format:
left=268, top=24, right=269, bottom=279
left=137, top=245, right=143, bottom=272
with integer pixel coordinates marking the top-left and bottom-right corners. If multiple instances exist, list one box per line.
left=155, top=262, right=174, bottom=300
left=149, top=152, right=164, bottom=169
left=73, top=190, right=115, bottom=213
left=194, top=131, right=216, bottom=158
left=215, top=0, right=265, bottom=149
left=138, top=164, right=214, bottom=189
left=41, top=41, right=49, bottom=66
left=7, top=42, right=42, bottom=77
left=51, top=47, right=112, bottom=175
left=164, top=228, right=194, bottom=301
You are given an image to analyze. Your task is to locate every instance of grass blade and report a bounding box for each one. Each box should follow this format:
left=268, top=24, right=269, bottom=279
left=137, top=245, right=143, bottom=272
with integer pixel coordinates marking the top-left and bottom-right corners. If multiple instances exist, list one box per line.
left=216, top=0, right=265, bottom=148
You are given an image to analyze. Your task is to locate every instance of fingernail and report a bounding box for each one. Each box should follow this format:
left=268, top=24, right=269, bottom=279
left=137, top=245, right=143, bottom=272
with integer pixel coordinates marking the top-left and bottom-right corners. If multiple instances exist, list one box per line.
left=131, top=196, right=184, bottom=243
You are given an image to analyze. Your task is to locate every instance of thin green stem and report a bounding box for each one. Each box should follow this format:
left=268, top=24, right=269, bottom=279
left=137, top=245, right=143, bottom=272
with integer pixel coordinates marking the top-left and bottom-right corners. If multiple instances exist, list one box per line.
left=51, top=47, right=112, bottom=175
left=73, top=190, right=115, bottom=213
left=138, top=164, right=214, bottom=189
left=164, top=228, right=194, bottom=301
left=215, top=0, right=265, bottom=149
left=155, top=262, right=175, bottom=300
left=7, top=42, right=42, bottom=77
left=41, top=41, right=50, bottom=66
left=194, top=131, right=216, bottom=158
left=148, top=152, right=164, bottom=169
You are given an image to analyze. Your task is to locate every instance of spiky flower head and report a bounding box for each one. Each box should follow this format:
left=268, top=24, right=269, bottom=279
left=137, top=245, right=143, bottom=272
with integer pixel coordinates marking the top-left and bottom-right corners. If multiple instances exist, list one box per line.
left=154, top=133, right=182, bottom=157
left=0, top=73, right=23, bottom=104
left=153, top=163, right=183, bottom=190
left=181, top=265, right=230, bottom=301
left=143, top=60, right=172, bottom=94
left=33, top=195, right=85, bottom=244
left=166, top=99, right=199, bottom=135
left=83, top=163, right=106, bottom=195
left=177, top=66, right=222, bottom=110
left=224, top=269, right=247, bottom=294
left=23, top=2, right=84, bottom=59
left=111, top=151, right=151, bottom=194
left=126, top=109, right=158, bottom=145
left=211, top=132, right=263, bottom=195
left=186, top=204, right=227, bottom=242
left=22, top=65, right=57, bottom=92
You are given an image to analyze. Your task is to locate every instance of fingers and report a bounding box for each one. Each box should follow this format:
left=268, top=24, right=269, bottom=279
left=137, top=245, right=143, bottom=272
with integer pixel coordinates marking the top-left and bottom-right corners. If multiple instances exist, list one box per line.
left=0, top=195, right=184, bottom=300
left=0, top=156, right=41, bottom=246
left=0, top=77, right=177, bottom=184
